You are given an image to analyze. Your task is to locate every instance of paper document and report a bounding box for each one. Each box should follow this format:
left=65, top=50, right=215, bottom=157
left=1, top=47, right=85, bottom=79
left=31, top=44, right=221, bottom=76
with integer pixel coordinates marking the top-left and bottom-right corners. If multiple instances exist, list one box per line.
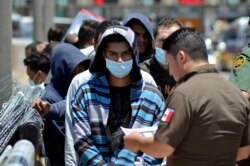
left=121, top=126, right=158, bottom=137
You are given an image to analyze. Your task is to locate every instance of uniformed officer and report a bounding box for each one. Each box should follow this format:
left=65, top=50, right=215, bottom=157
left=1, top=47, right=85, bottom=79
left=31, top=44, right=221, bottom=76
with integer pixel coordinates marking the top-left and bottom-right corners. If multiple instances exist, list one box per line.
left=124, top=27, right=250, bottom=166
left=228, top=11, right=250, bottom=166
left=228, top=10, right=250, bottom=101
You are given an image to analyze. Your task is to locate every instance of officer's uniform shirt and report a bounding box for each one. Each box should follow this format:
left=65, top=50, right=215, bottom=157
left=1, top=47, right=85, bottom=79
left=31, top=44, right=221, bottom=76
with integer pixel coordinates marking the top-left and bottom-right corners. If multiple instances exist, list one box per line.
left=155, top=64, right=250, bottom=166
left=229, top=43, right=250, bottom=91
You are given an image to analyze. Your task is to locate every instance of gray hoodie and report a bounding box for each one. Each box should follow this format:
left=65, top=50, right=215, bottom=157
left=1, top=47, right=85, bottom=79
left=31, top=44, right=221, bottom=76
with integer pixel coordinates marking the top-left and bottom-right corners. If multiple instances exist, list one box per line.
left=122, top=12, right=155, bottom=63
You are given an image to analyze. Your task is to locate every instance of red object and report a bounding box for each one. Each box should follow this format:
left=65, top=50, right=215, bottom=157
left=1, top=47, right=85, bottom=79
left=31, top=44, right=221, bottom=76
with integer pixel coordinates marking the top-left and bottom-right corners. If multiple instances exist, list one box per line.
left=80, top=8, right=106, bottom=21
left=179, top=0, right=203, bottom=5
left=93, top=0, right=104, bottom=6
left=161, top=108, right=174, bottom=123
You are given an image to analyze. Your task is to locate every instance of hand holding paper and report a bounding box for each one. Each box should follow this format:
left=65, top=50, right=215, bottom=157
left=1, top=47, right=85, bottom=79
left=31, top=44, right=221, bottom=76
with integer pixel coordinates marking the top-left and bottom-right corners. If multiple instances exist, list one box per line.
left=121, top=126, right=158, bottom=137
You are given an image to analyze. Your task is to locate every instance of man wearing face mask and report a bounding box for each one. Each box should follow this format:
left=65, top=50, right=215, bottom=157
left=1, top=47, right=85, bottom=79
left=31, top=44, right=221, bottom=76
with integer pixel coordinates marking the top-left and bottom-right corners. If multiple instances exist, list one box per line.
left=32, top=43, right=91, bottom=166
left=65, top=20, right=158, bottom=166
left=23, top=51, right=50, bottom=89
left=140, top=17, right=183, bottom=99
left=69, top=25, right=166, bottom=165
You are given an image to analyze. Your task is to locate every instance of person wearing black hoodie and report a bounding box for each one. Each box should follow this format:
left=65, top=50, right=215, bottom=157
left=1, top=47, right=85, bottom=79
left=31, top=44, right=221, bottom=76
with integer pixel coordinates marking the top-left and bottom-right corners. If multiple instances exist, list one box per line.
left=32, top=43, right=90, bottom=166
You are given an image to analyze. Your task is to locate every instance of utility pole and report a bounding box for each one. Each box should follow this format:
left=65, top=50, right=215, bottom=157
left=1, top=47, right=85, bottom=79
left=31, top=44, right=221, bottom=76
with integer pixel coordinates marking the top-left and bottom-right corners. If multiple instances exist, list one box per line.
left=0, top=0, right=12, bottom=79
left=44, top=0, right=55, bottom=41
left=33, top=0, right=54, bottom=41
left=33, top=0, right=44, bottom=41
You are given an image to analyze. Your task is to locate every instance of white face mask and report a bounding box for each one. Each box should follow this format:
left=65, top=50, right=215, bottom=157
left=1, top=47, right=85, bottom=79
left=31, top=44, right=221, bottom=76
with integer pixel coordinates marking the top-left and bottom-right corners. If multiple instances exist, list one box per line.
left=28, top=80, right=45, bottom=90
left=105, top=59, right=133, bottom=78
left=28, top=72, right=45, bottom=90
left=155, top=47, right=167, bottom=65
left=28, top=78, right=36, bottom=86
left=28, top=72, right=38, bottom=87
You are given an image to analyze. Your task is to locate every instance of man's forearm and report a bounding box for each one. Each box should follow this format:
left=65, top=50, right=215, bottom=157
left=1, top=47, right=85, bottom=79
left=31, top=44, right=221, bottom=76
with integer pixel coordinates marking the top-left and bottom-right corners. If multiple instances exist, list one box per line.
left=124, top=132, right=175, bottom=158
left=137, top=137, right=174, bottom=158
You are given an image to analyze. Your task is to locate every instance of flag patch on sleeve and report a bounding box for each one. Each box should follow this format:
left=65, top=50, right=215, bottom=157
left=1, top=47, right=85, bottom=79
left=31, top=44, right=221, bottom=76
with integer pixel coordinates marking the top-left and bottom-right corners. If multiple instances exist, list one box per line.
left=161, top=108, right=174, bottom=123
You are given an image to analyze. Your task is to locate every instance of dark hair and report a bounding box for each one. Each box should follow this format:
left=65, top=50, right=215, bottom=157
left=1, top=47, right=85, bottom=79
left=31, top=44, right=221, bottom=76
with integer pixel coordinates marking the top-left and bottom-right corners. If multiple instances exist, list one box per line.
left=47, top=25, right=66, bottom=42
left=162, top=27, right=208, bottom=62
left=101, top=34, right=132, bottom=51
left=23, top=51, right=50, bottom=74
left=25, top=41, right=45, bottom=57
left=43, top=41, right=58, bottom=58
left=155, top=17, right=183, bottom=37
left=76, top=19, right=100, bottom=49
left=94, top=20, right=121, bottom=45
left=64, top=34, right=79, bottom=46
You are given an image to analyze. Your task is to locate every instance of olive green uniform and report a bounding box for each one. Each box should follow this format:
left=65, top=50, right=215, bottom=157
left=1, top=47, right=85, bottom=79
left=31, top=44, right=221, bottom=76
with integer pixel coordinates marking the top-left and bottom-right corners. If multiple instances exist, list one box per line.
left=229, top=43, right=250, bottom=91
left=155, top=65, right=250, bottom=166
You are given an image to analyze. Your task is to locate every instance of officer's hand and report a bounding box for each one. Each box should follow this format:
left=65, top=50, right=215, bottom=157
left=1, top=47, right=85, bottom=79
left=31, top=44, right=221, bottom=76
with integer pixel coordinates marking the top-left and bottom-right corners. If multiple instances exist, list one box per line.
left=124, top=132, right=143, bottom=152
left=32, top=98, right=51, bottom=117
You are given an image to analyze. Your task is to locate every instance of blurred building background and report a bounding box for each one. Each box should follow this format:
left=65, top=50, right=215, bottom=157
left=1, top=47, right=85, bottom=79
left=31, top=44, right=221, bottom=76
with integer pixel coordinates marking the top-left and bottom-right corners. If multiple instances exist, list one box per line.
left=12, top=0, right=250, bottom=33
left=9, top=0, right=250, bottom=84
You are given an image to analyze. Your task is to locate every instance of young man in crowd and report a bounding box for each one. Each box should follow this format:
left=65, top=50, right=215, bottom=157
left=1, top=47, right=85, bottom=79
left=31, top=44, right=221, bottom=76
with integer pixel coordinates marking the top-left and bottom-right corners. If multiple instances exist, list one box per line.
left=64, top=20, right=121, bottom=166
left=141, top=17, right=183, bottom=99
left=68, top=25, right=166, bottom=165
left=32, top=43, right=91, bottom=166
left=75, top=19, right=100, bottom=64
left=122, top=12, right=155, bottom=63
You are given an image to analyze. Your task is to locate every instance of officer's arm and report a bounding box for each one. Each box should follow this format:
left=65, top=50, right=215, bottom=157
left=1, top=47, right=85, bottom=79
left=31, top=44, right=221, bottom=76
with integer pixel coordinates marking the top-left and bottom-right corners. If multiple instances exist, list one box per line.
left=124, top=132, right=175, bottom=158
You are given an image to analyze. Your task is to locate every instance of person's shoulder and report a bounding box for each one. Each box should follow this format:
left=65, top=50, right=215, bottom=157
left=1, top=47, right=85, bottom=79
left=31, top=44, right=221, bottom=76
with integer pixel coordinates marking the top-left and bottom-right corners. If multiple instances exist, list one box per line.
left=42, top=85, right=61, bottom=103
left=68, top=70, right=93, bottom=95
left=240, top=42, right=250, bottom=56
left=140, top=59, right=151, bottom=73
left=140, top=71, right=163, bottom=95
left=141, top=79, right=165, bottom=100
left=140, top=70, right=157, bottom=87
left=229, top=43, right=250, bottom=74
left=232, top=54, right=250, bottom=71
left=228, top=54, right=250, bottom=91
left=71, top=70, right=92, bottom=85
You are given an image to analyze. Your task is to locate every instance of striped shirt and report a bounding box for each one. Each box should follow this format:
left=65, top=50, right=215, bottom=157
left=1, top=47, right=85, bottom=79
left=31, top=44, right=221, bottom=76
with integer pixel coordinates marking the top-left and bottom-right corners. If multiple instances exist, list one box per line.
left=70, top=73, right=166, bottom=165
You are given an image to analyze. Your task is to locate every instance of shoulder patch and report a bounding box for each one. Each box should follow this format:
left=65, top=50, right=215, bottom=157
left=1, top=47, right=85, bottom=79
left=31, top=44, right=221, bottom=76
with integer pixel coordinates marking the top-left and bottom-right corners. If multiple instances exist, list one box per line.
left=161, top=107, right=174, bottom=123
left=233, top=55, right=245, bottom=69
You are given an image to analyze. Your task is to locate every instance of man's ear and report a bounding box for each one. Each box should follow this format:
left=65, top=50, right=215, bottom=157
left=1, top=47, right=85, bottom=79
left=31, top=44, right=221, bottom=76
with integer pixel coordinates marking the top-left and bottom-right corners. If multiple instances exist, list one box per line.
left=178, top=50, right=186, bottom=63
left=90, top=38, right=95, bottom=46
left=37, top=70, right=46, bottom=84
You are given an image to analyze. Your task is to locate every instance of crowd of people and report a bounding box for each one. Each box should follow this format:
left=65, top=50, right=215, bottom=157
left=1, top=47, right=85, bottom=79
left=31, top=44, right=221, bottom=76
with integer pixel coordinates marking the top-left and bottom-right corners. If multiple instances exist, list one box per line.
left=21, top=11, right=250, bottom=166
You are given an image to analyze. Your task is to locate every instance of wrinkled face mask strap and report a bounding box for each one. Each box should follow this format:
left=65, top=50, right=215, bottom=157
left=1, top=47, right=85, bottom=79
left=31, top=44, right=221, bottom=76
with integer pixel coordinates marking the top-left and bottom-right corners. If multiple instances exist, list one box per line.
left=32, top=72, right=39, bottom=84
